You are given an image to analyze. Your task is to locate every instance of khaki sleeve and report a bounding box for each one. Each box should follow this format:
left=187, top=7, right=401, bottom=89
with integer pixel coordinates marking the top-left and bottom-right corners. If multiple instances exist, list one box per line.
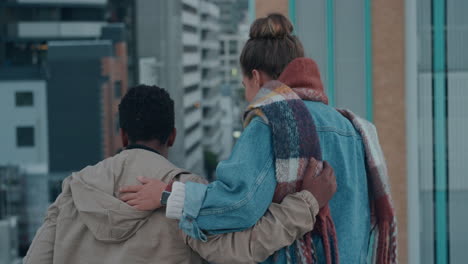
left=174, top=172, right=209, bottom=185
left=184, top=190, right=319, bottom=264
left=23, top=194, right=63, bottom=264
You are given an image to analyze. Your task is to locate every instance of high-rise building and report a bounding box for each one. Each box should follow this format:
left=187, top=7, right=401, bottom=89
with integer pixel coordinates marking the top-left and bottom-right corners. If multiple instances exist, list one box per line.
left=217, top=2, right=249, bottom=147
left=0, top=1, right=114, bottom=174
left=47, top=25, right=128, bottom=173
left=214, top=0, right=248, bottom=34
left=0, top=216, right=20, bottom=264
left=0, top=0, right=108, bottom=67
left=0, top=166, right=29, bottom=258
left=200, top=0, right=223, bottom=160
left=0, top=1, right=130, bottom=254
left=219, top=32, right=246, bottom=140
left=0, top=78, right=48, bottom=174
left=110, top=0, right=207, bottom=175
left=0, top=25, right=127, bottom=255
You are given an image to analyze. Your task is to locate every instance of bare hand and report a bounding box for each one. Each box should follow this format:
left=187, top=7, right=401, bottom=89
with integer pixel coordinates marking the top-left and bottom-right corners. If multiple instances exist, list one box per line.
left=302, top=160, right=337, bottom=208
left=119, top=176, right=168, bottom=211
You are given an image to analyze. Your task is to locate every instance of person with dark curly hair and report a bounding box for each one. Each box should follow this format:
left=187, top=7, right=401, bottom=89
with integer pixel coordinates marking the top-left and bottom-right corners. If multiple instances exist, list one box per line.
left=24, top=84, right=336, bottom=264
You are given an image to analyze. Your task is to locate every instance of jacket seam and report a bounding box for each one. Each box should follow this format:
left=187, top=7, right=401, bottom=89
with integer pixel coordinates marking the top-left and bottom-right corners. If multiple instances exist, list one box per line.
left=198, top=154, right=274, bottom=216
left=316, top=126, right=362, bottom=138
left=197, top=117, right=274, bottom=216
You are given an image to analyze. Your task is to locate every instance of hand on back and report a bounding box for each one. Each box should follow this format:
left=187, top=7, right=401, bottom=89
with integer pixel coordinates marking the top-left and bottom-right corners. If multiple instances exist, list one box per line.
left=119, top=176, right=167, bottom=211
left=302, top=160, right=337, bottom=208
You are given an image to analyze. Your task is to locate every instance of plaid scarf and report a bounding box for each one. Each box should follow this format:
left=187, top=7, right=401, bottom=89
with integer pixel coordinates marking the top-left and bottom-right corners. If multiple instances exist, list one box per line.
left=244, top=80, right=338, bottom=264
left=244, top=58, right=397, bottom=264
left=337, top=109, right=398, bottom=264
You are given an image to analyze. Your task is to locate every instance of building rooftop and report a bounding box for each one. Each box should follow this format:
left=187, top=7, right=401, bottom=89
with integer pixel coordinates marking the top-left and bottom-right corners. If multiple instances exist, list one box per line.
left=0, top=66, right=45, bottom=81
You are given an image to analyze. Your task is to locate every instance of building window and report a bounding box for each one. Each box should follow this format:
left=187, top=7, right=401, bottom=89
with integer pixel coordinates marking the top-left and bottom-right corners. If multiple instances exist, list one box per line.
left=15, top=92, right=34, bottom=107
left=184, top=65, right=198, bottom=73
left=229, top=40, right=237, bottom=54
left=182, top=4, right=197, bottom=15
left=186, top=141, right=201, bottom=157
left=16, top=126, right=35, bottom=147
left=184, top=46, right=198, bottom=53
left=114, top=81, right=122, bottom=98
left=183, top=24, right=197, bottom=34
left=186, top=122, right=200, bottom=135
left=115, top=114, right=120, bottom=133
left=185, top=84, right=198, bottom=94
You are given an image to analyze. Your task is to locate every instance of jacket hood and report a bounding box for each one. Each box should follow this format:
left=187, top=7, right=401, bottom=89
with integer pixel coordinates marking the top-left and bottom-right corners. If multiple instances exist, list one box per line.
left=66, top=149, right=184, bottom=243
left=278, top=57, right=329, bottom=104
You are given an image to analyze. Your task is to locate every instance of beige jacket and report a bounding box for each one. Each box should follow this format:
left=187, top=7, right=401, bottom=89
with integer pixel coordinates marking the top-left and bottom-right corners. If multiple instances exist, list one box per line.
left=23, top=148, right=319, bottom=264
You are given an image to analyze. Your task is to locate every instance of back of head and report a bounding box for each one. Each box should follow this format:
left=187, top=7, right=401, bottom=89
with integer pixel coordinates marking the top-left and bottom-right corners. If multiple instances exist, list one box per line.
left=118, top=85, right=174, bottom=144
left=240, top=13, right=305, bottom=79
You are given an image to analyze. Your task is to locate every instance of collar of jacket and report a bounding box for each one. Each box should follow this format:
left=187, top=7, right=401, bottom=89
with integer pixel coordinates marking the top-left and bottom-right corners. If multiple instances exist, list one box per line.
left=125, top=144, right=161, bottom=156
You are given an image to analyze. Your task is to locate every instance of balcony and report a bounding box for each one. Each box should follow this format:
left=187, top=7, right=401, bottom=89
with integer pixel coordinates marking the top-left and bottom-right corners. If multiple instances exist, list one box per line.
left=201, top=75, right=221, bottom=89
left=182, top=0, right=199, bottom=10
left=184, top=89, right=202, bottom=108
left=201, top=39, right=219, bottom=51
left=183, top=71, right=201, bottom=87
left=200, top=20, right=220, bottom=32
left=202, top=92, right=220, bottom=109
left=203, top=127, right=222, bottom=148
left=202, top=108, right=222, bottom=128
left=201, top=59, right=220, bottom=69
left=182, top=32, right=200, bottom=46
left=185, top=126, right=203, bottom=153
left=7, top=22, right=105, bottom=39
left=183, top=52, right=201, bottom=67
left=184, top=108, right=202, bottom=130
left=200, top=1, right=220, bottom=17
left=185, top=146, right=203, bottom=173
left=182, top=11, right=200, bottom=26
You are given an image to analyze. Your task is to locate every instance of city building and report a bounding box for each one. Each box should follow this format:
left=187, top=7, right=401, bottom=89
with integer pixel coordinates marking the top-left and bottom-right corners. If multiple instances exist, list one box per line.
left=110, top=0, right=207, bottom=175
left=0, top=0, right=108, bottom=67
left=200, top=0, right=223, bottom=160
left=47, top=24, right=128, bottom=173
left=0, top=1, right=130, bottom=254
left=0, top=166, right=29, bottom=259
left=0, top=216, right=20, bottom=264
left=215, top=0, right=249, bottom=150
left=108, top=0, right=247, bottom=174
left=214, top=0, right=248, bottom=34
left=0, top=1, right=116, bottom=174
left=0, top=69, right=50, bottom=255
left=219, top=84, right=234, bottom=161
left=0, top=78, right=48, bottom=175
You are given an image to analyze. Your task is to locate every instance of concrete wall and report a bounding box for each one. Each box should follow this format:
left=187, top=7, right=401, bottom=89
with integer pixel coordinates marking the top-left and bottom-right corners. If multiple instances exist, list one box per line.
left=372, top=1, right=407, bottom=263
left=47, top=41, right=112, bottom=172
left=255, top=0, right=288, bottom=18
left=0, top=80, right=48, bottom=173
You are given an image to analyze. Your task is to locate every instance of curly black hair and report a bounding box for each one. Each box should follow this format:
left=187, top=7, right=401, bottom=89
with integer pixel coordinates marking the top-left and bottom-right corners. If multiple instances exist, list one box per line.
left=118, top=85, right=174, bottom=144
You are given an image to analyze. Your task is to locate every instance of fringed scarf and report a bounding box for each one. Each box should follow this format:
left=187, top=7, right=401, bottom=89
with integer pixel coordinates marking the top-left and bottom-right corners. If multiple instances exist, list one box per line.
left=337, top=109, right=398, bottom=264
left=243, top=59, right=337, bottom=264
left=244, top=57, right=397, bottom=264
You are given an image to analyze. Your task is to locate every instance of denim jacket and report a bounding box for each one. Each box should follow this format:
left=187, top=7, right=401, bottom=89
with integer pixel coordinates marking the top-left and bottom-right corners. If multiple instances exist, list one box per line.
left=181, top=101, right=371, bottom=263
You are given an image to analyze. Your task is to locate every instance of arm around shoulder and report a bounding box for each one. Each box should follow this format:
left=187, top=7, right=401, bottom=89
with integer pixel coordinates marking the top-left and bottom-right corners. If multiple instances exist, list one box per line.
left=185, top=190, right=319, bottom=264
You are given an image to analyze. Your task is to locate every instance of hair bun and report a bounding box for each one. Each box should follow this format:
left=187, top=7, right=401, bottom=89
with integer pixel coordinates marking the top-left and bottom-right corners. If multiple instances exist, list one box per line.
left=249, top=13, right=293, bottom=39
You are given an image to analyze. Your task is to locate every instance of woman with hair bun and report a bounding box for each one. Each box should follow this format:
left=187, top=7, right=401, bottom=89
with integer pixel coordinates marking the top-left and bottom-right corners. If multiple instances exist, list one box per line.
left=122, top=13, right=396, bottom=264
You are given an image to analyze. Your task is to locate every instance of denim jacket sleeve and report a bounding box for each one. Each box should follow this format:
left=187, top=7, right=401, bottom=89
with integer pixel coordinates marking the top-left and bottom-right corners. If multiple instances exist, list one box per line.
left=180, top=118, right=277, bottom=241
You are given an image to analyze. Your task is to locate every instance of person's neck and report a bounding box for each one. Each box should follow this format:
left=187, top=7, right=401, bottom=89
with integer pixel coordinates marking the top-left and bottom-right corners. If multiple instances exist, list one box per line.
left=130, top=140, right=169, bottom=158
